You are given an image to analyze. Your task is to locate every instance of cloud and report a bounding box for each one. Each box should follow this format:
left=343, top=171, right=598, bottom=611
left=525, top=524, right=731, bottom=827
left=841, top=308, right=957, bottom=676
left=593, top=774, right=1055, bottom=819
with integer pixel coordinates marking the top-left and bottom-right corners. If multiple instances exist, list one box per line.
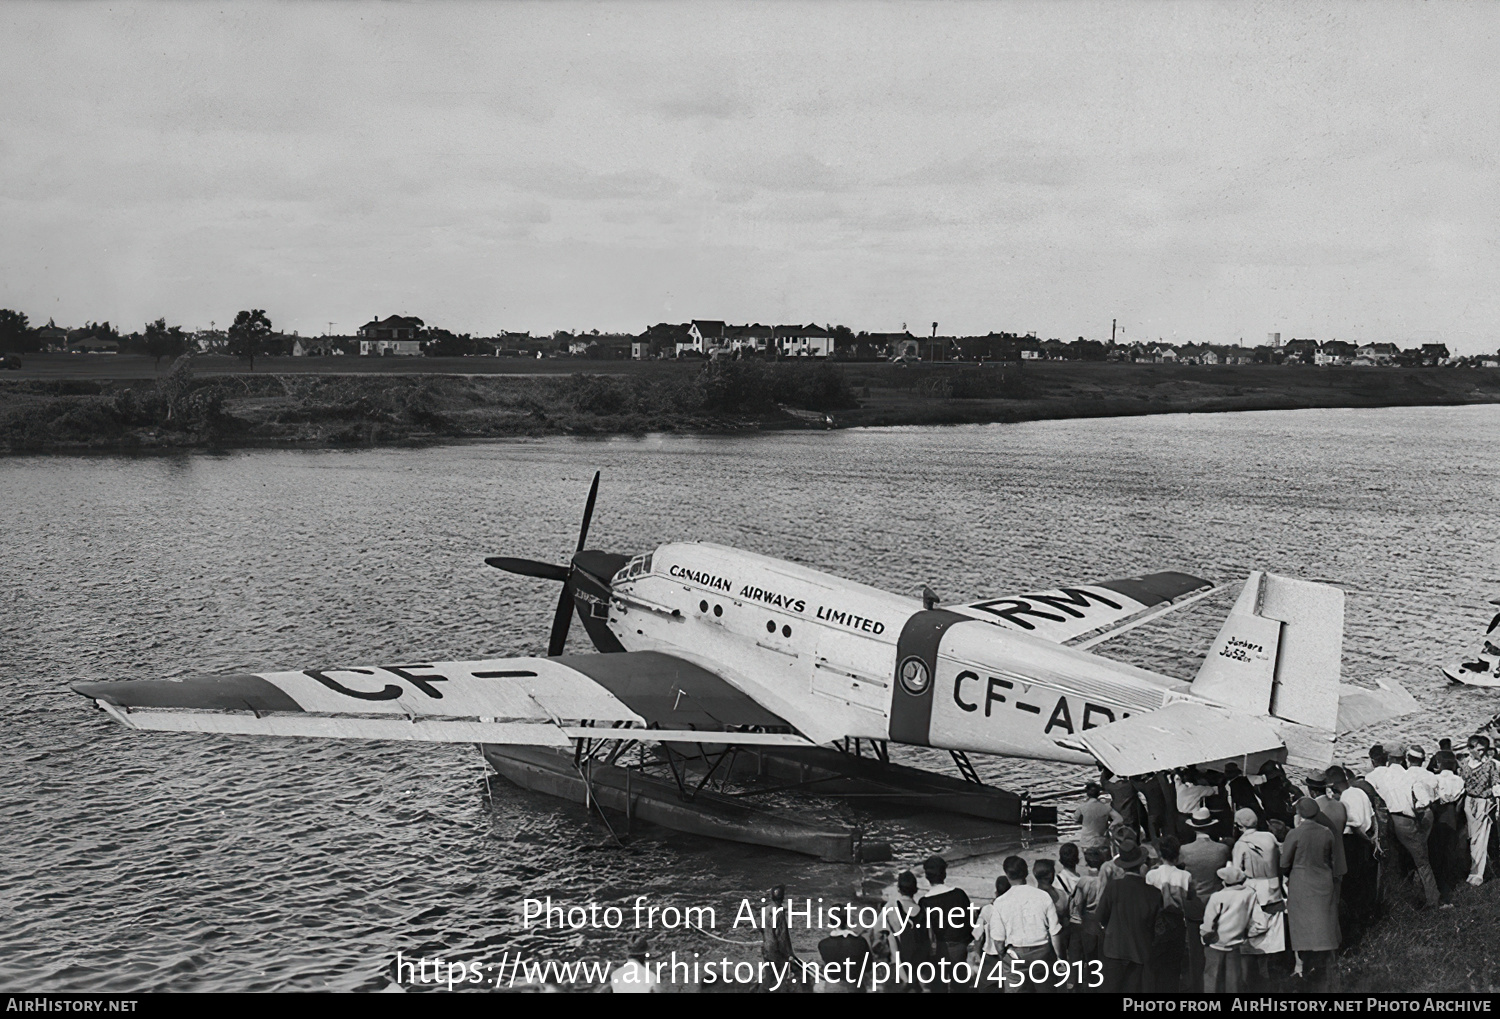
left=692, top=150, right=858, bottom=194
left=895, top=144, right=1080, bottom=191
left=502, top=163, right=678, bottom=202
left=654, top=85, right=755, bottom=122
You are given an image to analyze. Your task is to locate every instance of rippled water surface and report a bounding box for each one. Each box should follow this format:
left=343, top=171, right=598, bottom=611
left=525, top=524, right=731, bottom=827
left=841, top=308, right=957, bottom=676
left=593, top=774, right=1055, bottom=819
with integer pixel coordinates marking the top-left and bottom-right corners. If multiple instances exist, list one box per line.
left=3, top=405, right=1497, bottom=990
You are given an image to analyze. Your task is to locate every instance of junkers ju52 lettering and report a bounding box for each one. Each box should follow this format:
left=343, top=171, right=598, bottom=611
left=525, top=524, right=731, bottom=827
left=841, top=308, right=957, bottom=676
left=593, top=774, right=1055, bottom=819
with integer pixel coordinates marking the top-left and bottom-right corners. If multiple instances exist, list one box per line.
left=73, top=472, right=1417, bottom=856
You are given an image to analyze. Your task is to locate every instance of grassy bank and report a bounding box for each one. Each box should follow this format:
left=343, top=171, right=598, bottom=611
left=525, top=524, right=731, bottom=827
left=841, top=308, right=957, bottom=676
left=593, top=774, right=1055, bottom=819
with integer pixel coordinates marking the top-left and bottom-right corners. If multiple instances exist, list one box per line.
left=1339, top=879, right=1500, bottom=992
left=3, top=356, right=1498, bottom=452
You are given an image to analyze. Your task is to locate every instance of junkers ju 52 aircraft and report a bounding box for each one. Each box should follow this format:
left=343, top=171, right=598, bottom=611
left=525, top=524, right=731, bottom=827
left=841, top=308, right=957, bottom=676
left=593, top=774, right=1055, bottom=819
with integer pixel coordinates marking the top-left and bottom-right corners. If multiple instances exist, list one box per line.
left=73, top=473, right=1416, bottom=861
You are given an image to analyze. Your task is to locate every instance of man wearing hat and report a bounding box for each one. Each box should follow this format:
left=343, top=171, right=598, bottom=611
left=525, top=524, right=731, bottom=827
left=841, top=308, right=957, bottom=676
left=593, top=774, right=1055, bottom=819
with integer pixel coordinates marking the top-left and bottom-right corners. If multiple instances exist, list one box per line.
left=1094, top=843, right=1160, bottom=992
left=1177, top=805, right=1228, bottom=986
left=1407, top=746, right=1440, bottom=837
left=1307, top=770, right=1350, bottom=895
left=1071, top=782, right=1121, bottom=851
left=1361, top=745, right=1401, bottom=903
left=1280, top=798, right=1339, bottom=991
left=1231, top=807, right=1285, bottom=981
left=1379, top=743, right=1442, bottom=909
left=1200, top=864, right=1256, bottom=992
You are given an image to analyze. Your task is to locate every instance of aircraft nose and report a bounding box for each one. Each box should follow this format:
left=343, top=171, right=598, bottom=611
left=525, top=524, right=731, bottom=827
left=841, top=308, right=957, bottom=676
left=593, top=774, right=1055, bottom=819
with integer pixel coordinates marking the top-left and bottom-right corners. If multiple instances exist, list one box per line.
left=572, top=550, right=630, bottom=585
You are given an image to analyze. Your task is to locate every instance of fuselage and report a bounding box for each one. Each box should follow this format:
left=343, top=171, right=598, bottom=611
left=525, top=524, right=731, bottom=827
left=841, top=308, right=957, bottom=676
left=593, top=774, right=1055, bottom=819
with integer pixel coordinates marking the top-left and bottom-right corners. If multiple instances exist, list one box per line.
left=596, top=541, right=1194, bottom=762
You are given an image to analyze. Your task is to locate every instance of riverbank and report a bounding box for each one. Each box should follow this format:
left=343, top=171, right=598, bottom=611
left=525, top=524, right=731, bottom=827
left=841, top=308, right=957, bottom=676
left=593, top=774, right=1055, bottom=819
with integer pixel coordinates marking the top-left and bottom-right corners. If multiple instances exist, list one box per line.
left=3, top=356, right=1498, bottom=452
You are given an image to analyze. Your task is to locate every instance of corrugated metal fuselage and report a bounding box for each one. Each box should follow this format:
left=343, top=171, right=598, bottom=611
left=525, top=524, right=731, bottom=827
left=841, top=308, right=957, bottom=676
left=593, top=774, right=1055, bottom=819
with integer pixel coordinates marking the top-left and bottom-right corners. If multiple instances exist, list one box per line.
left=598, top=542, right=1191, bottom=762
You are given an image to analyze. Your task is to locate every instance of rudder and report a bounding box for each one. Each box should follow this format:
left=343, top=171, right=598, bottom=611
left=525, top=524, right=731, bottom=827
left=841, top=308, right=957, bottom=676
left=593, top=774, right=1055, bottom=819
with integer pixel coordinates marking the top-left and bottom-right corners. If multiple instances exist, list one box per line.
left=1191, top=571, right=1343, bottom=732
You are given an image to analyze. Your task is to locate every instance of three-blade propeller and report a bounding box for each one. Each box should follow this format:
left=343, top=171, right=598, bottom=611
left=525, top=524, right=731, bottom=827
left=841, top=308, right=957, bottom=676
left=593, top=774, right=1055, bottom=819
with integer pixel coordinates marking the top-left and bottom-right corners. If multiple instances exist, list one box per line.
left=485, top=470, right=601, bottom=656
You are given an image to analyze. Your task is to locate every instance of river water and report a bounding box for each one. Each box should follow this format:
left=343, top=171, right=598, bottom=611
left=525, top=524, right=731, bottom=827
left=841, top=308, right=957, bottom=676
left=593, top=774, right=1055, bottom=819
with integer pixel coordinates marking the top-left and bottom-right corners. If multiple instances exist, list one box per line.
left=2, top=405, right=1497, bottom=991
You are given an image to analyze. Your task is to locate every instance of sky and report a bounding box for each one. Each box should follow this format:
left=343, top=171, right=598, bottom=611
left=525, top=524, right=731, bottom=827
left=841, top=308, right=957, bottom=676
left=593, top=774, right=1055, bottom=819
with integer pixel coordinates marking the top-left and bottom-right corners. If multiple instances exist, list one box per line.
left=1, top=1, right=1497, bottom=352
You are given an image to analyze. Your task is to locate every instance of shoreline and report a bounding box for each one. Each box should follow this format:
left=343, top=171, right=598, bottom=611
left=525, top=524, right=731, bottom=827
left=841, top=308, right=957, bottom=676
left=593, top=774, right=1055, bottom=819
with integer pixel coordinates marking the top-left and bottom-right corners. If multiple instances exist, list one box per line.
left=4, top=357, right=1498, bottom=454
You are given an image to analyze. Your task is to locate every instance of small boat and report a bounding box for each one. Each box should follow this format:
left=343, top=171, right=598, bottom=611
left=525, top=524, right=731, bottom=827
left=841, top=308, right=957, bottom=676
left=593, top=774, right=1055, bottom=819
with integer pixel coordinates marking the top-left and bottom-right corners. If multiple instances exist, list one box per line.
left=1442, top=598, right=1500, bottom=687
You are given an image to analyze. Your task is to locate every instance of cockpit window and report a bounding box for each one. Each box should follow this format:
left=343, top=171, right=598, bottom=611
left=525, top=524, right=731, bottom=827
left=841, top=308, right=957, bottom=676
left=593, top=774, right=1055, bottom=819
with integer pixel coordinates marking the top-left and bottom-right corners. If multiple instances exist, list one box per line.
left=615, top=553, right=653, bottom=583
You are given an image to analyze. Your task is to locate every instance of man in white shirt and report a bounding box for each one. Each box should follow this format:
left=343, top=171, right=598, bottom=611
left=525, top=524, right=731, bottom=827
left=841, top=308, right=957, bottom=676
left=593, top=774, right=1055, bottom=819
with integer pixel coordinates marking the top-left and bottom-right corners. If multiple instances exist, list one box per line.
left=1174, top=769, right=1217, bottom=836
left=1377, top=743, right=1442, bottom=908
left=1145, top=836, right=1193, bottom=991
left=1368, top=744, right=1410, bottom=816
left=1330, top=766, right=1379, bottom=937
left=975, top=855, right=1064, bottom=993
left=1407, top=746, right=1440, bottom=834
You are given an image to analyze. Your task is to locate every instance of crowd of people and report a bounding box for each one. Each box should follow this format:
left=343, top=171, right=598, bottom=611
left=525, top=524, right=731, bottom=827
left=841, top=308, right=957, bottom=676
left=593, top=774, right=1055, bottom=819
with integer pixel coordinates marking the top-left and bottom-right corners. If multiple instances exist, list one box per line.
left=694, top=731, right=1500, bottom=994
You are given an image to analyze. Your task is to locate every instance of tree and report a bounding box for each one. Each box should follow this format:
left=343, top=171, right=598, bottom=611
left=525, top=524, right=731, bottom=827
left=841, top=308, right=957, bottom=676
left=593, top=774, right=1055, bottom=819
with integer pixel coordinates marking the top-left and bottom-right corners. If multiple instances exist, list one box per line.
left=424, top=329, right=478, bottom=357
left=828, top=324, right=856, bottom=349
left=0, top=309, right=32, bottom=353
left=227, top=310, right=272, bottom=370
left=143, top=317, right=189, bottom=369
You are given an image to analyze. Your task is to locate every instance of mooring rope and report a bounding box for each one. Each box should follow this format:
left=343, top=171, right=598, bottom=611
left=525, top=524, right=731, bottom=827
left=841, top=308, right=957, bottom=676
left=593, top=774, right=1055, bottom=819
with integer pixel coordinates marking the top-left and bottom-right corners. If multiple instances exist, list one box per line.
left=688, top=922, right=761, bottom=947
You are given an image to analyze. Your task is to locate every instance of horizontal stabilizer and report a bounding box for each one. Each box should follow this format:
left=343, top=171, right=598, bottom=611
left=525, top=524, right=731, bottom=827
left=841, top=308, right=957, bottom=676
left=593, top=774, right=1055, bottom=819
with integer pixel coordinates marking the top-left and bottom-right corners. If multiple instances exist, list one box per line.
left=1336, top=678, right=1419, bottom=733
left=1063, top=701, right=1284, bottom=775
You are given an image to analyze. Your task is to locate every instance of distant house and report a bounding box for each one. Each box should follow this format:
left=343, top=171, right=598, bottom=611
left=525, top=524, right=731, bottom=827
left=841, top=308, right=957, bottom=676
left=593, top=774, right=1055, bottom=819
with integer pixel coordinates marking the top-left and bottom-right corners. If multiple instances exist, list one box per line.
left=1282, top=338, right=1319, bottom=363
left=35, top=325, right=68, bottom=351
left=869, top=332, right=919, bottom=360
left=1421, top=343, right=1451, bottom=365
left=1150, top=345, right=1178, bottom=363
left=774, top=323, right=834, bottom=357
left=292, top=337, right=343, bottom=356
left=358, top=315, right=425, bottom=356
left=69, top=335, right=118, bottom=353
left=1318, top=340, right=1356, bottom=365
left=581, top=333, right=632, bottom=360
left=724, top=323, right=773, bottom=355
left=636, top=322, right=691, bottom=359
left=687, top=320, right=726, bottom=355
left=1357, top=342, right=1399, bottom=364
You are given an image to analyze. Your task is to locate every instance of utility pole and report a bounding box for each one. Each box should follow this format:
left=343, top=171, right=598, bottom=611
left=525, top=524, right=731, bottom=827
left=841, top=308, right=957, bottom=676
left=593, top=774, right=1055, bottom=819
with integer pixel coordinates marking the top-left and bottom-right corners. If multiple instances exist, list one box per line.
left=327, top=322, right=335, bottom=337
left=1111, top=318, right=1117, bottom=344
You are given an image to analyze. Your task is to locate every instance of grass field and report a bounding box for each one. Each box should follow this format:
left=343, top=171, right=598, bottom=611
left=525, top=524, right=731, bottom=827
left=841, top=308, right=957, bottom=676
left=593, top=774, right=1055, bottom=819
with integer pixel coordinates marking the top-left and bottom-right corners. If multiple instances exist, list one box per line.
left=3, top=354, right=1499, bottom=452
left=1339, top=878, right=1500, bottom=992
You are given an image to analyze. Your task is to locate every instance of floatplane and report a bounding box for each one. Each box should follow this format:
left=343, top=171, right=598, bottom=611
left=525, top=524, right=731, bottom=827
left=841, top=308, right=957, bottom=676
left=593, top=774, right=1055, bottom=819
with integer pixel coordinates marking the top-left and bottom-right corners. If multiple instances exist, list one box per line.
left=73, top=473, right=1417, bottom=861
left=1442, top=598, right=1500, bottom=688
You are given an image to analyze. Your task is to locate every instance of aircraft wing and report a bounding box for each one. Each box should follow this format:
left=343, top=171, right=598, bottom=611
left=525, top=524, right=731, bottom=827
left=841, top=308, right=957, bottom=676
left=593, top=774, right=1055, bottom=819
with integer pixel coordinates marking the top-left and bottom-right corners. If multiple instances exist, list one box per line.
left=71, top=651, right=813, bottom=747
left=1059, top=700, right=1285, bottom=775
left=944, top=571, right=1218, bottom=645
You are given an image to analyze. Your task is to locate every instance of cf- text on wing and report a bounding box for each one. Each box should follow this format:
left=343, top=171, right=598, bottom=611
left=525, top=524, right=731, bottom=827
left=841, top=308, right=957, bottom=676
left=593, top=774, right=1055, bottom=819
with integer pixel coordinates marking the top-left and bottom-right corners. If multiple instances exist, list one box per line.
left=71, top=651, right=812, bottom=748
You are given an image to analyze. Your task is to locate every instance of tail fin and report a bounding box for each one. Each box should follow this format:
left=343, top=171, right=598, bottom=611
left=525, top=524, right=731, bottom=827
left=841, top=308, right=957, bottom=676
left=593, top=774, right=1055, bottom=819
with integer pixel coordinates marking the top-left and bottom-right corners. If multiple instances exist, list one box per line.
left=1191, top=571, right=1342, bottom=731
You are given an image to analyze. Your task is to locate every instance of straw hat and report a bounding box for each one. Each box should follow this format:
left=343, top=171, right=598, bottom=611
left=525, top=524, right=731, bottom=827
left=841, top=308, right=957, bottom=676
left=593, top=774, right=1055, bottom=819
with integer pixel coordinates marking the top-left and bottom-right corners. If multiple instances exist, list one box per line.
left=1186, top=806, right=1217, bottom=829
